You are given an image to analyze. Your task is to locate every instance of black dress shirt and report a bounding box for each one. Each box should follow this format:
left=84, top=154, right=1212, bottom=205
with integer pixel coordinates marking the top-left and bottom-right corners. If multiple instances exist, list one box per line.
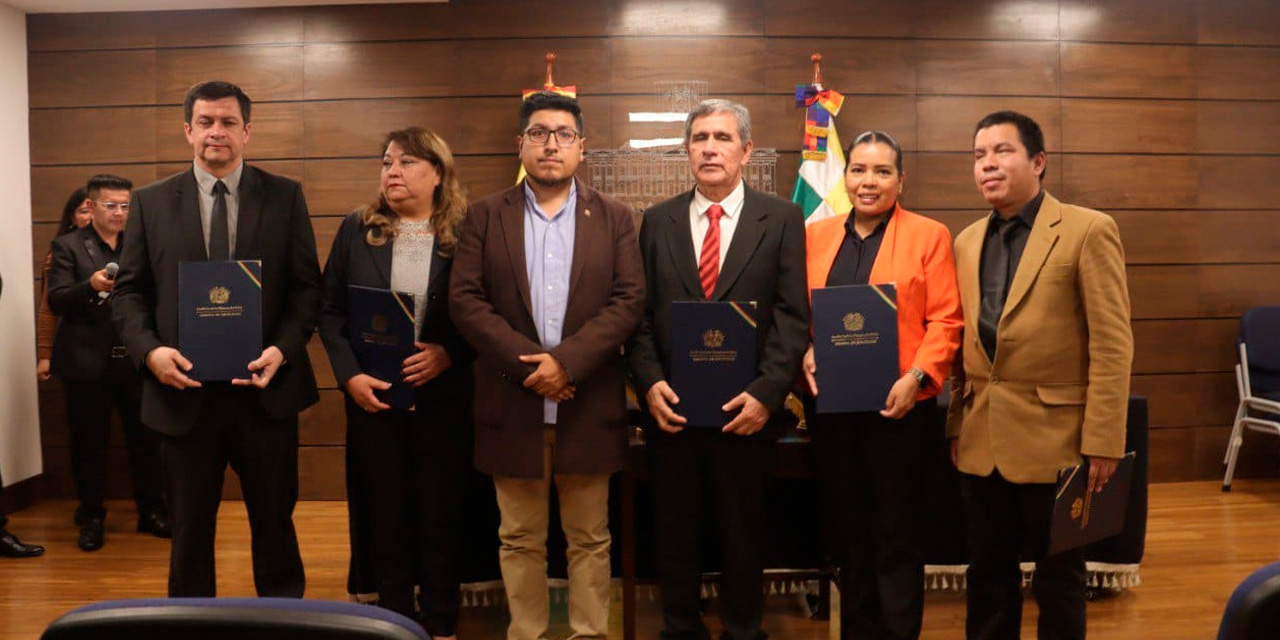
left=825, top=206, right=895, bottom=287
left=977, top=190, right=1044, bottom=361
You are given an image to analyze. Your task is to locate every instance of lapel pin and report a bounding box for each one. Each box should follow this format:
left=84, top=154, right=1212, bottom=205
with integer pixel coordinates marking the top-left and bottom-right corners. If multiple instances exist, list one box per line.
left=584, top=208, right=591, bottom=217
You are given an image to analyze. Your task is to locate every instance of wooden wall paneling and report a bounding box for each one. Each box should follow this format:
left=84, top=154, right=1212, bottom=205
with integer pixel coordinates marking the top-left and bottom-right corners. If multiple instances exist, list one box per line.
left=297, top=446, right=346, bottom=500
left=153, top=102, right=305, bottom=163
left=762, top=0, right=912, bottom=37
left=829, top=96, right=918, bottom=152
left=302, top=99, right=459, bottom=158
left=28, top=50, right=158, bottom=108
left=911, top=152, right=1064, bottom=210
left=31, top=165, right=159, bottom=222
left=303, top=41, right=458, bottom=101
left=39, top=446, right=142, bottom=500
left=1197, top=157, right=1280, bottom=210
left=1193, top=424, right=1280, bottom=481
left=307, top=334, right=337, bottom=391
left=299, top=390, right=344, bottom=446
left=1060, top=154, right=1198, bottom=210
left=761, top=39, right=916, bottom=97
left=1060, top=99, right=1196, bottom=154
left=610, top=0, right=765, bottom=36
left=457, top=39, right=614, bottom=97
left=304, top=0, right=611, bottom=43
left=1131, top=371, right=1237, bottom=428
left=1195, top=47, right=1280, bottom=101
left=26, top=12, right=158, bottom=52
left=1127, top=265, right=1280, bottom=320
left=915, top=41, right=1059, bottom=96
left=151, top=8, right=306, bottom=48
left=916, top=210, right=988, bottom=239
left=911, top=0, right=1060, bottom=41
left=609, top=37, right=769, bottom=94
left=311, top=215, right=344, bottom=269
left=30, top=107, right=158, bottom=165
left=456, top=156, right=525, bottom=202
left=1113, top=210, right=1280, bottom=265
left=1060, top=43, right=1196, bottom=99
left=1060, top=0, right=1198, bottom=44
left=1132, top=318, right=1240, bottom=375
left=31, top=223, right=59, bottom=276
left=1147, top=426, right=1197, bottom=483
left=1197, top=0, right=1280, bottom=46
left=302, top=158, right=379, bottom=216
left=916, top=96, right=1060, bottom=152
left=155, top=44, right=305, bottom=104
left=1197, top=101, right=1280, bottom=154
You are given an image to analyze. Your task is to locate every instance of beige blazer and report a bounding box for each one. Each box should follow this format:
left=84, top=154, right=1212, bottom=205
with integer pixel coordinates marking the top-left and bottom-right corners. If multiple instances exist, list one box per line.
left=945, top=192, right=1133, bottom=483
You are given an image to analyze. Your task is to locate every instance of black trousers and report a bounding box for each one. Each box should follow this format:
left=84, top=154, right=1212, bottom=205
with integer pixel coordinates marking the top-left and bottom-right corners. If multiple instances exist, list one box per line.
left=959, top=470, right=1086, bottom=640
left=0, top=461, right=8, bottom=529
left=160, top=384, right=304, bottom=598
left=649, top=428, right=776, bottom=640
left=345, top=392, right=469, bottom=636
left=62, top=356, right=163, bottom=523
left=809, top=399, right=935, bottom=640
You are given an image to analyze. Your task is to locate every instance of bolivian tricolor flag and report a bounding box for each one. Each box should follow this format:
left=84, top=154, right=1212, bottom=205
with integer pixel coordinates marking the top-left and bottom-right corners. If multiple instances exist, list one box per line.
left=791, top=84, right=851, bottom=224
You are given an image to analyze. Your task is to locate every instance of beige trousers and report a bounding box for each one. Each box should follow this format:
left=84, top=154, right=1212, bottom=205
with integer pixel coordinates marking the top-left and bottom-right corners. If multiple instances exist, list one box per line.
left=493, top=428, right=612, bottom=640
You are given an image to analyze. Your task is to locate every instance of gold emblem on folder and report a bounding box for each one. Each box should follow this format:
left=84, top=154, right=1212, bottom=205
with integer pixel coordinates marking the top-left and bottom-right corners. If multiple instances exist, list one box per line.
left=208, top=286, right=231, bottom=305
left=371, top=314, right=389, bottom=334
left=843, top=312, right=865, bottom=332
left=1071, top=497, right=1084, bottom=521
left=702, top=329, right=726, bottom=349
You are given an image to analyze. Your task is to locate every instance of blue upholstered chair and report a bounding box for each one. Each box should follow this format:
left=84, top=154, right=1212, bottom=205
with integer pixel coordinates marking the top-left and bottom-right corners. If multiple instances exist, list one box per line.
left=1218, top=562, right=1280, bottom=640
left=1223, top=306, right=1280, bottom=491
left=40, top=597, right=430, bottom=640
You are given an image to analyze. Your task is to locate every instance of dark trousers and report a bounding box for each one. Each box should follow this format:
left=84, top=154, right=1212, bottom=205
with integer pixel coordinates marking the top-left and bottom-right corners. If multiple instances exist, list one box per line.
left=960, top=470, right=1086, bottom=640
left=0, top=462, right=8, bottom=529
left=62, top=356, right=163, bottom=523
left=649, top=429, right=776, bottom=640
left=160, top=384, right=304, bottom=598
left=809, top=400, right=935, bottom=640
left=345, top=393, right=469, bottom=636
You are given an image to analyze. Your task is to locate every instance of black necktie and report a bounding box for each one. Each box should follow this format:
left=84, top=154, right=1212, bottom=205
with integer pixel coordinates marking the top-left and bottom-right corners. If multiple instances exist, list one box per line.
left=209, top=180, right=230, bottom=261
left=978, top=220, right=1019, bottom=361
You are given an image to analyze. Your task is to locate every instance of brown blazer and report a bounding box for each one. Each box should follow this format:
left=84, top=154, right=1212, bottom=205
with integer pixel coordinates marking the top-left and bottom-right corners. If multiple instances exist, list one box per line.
left=945, top=192, right=1133, bottom=484
left=449, top=179, right=645, bottom=478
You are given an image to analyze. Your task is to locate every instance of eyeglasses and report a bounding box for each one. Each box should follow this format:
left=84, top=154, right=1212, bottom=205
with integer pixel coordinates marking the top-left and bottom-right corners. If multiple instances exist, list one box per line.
left=524, top=128, right=581, bottom=146
left=95, top=201, right=131, bottom=212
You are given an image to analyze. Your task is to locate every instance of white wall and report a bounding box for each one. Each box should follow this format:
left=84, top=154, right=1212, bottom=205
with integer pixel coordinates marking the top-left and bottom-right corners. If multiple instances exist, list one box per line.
left=0, top=3, right=41, bottom=488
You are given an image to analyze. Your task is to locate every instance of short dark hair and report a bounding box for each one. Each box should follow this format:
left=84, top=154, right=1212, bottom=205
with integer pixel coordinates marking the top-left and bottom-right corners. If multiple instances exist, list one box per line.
left=846, top=130, right=904, bottom=174
left=519, top=91, right=584, bottom=137
left=56, top=187, right=88, bottom=235
left=974, top=110, right=1047, bottom=180
left=85, top=174, right=133, bottom=201
left=183, top=80, right=252, bottom=125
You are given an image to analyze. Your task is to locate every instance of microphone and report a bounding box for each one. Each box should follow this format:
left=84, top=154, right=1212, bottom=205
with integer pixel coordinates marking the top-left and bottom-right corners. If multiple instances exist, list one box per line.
left=97, top=262, right=119, bottom=302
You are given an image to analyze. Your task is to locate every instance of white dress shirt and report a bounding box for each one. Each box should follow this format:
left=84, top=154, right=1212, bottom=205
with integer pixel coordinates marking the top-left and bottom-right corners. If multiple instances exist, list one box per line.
left=689, top=180, right=745, bottom=265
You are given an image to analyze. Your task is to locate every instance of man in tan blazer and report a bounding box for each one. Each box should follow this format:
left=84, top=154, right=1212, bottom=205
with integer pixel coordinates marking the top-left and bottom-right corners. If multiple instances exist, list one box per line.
left=450, top=91, right=644, bottom=640
left=946, top=111, right=1133, bottom=640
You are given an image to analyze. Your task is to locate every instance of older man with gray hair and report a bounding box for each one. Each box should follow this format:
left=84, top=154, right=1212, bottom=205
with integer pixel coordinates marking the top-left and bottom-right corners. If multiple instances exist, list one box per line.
left=626, top=99, right=810, bottom=640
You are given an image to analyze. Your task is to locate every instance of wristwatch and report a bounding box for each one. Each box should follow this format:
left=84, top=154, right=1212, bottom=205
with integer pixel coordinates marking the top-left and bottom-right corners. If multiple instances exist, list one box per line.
left=907, top=367, right=928, bottom=389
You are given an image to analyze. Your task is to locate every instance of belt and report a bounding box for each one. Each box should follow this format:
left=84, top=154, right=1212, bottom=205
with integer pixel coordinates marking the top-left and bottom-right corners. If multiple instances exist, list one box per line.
left=110, top=345, right=128, bottom=358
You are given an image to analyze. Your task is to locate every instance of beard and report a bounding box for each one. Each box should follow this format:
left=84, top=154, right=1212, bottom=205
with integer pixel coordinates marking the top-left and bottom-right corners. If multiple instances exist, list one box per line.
left=525, top=171, right=573, bottom=191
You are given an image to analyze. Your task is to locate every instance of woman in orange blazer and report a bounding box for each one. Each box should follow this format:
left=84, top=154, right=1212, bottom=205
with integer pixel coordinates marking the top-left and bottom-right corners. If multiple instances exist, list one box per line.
left=802, top=131, right=963, bottom=640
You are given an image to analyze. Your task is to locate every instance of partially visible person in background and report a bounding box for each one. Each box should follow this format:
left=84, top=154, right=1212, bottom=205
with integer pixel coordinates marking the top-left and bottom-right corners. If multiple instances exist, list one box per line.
left=0, top=270, right=47, bottom=559
left=37, top=187, right=92, bottom=382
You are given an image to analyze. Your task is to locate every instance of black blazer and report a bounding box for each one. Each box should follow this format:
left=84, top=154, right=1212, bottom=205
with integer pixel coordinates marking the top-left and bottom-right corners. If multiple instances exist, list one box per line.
left=317, top=212, right=472, bottom=399
left=111, top=165, right=323, bottom=436
left=47, top=225, right=126, bottom=381
left=626, top=185, right=810, bottom=420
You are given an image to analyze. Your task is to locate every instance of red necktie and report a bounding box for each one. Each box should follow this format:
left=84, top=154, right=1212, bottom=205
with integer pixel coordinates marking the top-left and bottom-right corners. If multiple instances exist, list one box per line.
left=699, top=204, right=725, bottom=299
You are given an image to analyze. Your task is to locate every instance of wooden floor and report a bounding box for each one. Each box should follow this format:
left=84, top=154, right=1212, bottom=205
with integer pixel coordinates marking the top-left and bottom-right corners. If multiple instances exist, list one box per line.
left=3, top=479, right=1279, bottom=639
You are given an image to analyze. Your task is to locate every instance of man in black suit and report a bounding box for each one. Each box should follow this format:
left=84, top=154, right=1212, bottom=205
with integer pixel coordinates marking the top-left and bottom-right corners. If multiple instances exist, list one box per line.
left=0, top=272, right=45, bottom=559
left=112, top=80, right=322, bottom=597
left=48, top=174, right=167, bottom=551
left=626, top=99, right=810, bottom=640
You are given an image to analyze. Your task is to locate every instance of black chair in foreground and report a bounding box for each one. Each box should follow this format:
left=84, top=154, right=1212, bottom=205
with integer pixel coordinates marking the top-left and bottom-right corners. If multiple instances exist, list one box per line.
left=1223, top=306, right=1280, bottom=491
left=1218, top=561, right=1280, bottom=640
left=40, top=597, right=429, bottom=640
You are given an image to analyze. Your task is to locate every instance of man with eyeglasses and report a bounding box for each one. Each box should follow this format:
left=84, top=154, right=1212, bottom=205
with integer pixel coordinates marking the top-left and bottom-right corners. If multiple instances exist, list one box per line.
left=451, top=90, right=644, bottom=640
left=47, top=173, right=168, bottom=551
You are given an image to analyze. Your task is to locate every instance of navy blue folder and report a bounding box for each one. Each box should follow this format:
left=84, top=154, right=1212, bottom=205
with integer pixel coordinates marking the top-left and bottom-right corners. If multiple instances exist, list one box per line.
left=668, top=301, right=758, bottom=428
left=812, top=284, right=900, bottom=414
left=1049, top=451, right=1137, bottom=555
left=347, top=285, right=417, bottom=410
left=178, top=260, right=263, bottom=381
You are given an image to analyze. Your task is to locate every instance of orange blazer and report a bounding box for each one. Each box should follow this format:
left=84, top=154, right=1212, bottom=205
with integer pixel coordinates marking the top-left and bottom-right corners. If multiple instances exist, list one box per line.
left=805, top=205, right=963, bottom=400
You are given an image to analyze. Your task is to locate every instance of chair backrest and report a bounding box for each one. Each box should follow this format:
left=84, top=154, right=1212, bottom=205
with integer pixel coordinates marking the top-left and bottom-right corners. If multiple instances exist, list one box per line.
left=1240, top=307, right=1280, bottom=395
left=1218, top=562, right=1280, bottom=640
left=40, top=598, right=430, bottom=640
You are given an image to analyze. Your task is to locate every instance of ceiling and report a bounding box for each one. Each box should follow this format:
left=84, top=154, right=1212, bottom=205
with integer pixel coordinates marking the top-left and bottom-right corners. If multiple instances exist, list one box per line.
left=4, top=0, right=441, bottom=13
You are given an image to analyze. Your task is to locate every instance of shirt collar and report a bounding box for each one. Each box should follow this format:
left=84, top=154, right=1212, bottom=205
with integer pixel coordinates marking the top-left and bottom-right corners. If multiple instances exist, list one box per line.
left=522, top=178, right=578, bottom=222
left=989, top=189, right=1044, bottom=232
left=193, top=161, right=244, bottom=198
left=844, top=201, right=897, bottom=239
left=693, top=180, right=745, bottom=219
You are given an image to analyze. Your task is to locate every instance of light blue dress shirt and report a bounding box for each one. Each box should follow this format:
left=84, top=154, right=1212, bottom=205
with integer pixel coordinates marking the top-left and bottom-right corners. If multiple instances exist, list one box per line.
left=523, top=181, right=577, bottom=424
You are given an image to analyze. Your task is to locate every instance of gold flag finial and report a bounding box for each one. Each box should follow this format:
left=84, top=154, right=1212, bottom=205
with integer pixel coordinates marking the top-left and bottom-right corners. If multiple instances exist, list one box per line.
left=811, top=53, right=823, bottom=86
left=545, top=52, right=558, bottom=89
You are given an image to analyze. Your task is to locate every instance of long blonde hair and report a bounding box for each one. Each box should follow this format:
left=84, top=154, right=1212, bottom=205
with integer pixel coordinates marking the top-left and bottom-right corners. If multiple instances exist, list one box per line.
left=362, top=126, right=467, bottom=256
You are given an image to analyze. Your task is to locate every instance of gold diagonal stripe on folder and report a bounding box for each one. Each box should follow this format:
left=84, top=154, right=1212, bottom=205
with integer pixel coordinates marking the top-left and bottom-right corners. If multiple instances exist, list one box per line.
left=869, top=284, right=897, bottom=311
